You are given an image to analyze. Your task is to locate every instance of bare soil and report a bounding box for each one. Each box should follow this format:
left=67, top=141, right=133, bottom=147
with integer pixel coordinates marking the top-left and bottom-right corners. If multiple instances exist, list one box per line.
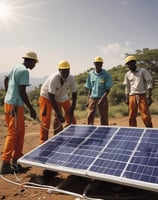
left=0, top=115, right=158, bottom=200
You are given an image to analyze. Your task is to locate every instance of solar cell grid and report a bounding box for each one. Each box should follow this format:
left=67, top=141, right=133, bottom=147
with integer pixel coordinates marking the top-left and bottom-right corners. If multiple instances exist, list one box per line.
left=90, top=127, right=143, bottom=176
left=123, top=129, right=158, bottom=185
left=18, top=125, right=158, bottom=192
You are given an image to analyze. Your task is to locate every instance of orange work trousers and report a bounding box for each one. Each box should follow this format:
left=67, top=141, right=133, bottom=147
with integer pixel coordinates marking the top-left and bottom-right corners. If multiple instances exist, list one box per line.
left=2, top=103, right=25, bottom=163
left=128, top=94, right=153, bottom=127
left=53, top=100, right=77, bottom=135
left=87, top=97, right=109, bottom=125
left=39, top=96, right=52, bottom=144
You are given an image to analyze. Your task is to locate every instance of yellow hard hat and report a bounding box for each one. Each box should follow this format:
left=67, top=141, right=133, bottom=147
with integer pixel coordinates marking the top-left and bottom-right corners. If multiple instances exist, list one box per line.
left=94, top=56, right=103, bottom=63
left=22, top=51, right=39, bottom=63
left=58, top=60, right=70, bottom=69
left=124, top=56, right=136, bottom=65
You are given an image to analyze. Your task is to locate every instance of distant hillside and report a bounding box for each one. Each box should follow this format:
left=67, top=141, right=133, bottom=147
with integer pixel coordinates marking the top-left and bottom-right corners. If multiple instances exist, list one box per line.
left=29, top=76, right=47, bottom=90
left=0, top=72, right=47, bottom=90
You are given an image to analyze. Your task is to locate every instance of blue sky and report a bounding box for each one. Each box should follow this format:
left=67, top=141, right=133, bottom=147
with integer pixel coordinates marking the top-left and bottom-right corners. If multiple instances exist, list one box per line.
left=0, top=0, right=158, bottom=77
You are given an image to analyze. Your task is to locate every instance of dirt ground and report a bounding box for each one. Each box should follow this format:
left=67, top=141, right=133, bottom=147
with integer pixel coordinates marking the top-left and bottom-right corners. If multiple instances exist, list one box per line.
left=0, top=115, right=158, bottom=200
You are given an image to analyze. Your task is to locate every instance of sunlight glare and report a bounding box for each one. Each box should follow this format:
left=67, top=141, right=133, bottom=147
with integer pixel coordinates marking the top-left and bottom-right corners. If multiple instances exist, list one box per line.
left=0, top=2, right=11, bottom=19
left=0, top=1, right=44, bottom=33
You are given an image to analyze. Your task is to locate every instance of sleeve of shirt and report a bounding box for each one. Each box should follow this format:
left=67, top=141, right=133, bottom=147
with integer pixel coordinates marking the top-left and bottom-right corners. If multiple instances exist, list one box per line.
left=105, top=73, right=113, bottom=90
left=142, top=68, right=153, bottom=89
left=48, top=78, right=56, bottom=94
left=123, top=74, right=130, bottom=94
left=84, top=73, right=91, bottom=89
left=70, top=76, right=77, bottom=92
left=19, top=70, right=29, bottom=86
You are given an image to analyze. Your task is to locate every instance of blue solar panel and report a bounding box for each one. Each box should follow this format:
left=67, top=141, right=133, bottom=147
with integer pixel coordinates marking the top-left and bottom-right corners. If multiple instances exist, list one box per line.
left=90, top=128, right=144, bottom=176
left=18, top=125, right=158, bottom=192
left=123, top=129, right=158, bottom=184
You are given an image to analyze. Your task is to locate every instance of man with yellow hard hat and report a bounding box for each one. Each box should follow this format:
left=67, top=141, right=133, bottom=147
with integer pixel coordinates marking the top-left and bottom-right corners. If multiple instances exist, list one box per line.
left=0, top=51, right=38, bottom=174
left=39, top=60, right=77, bottom=144
left=123, top=55, right=153, bottom=127
left=85, top=56, right=113, bottom=125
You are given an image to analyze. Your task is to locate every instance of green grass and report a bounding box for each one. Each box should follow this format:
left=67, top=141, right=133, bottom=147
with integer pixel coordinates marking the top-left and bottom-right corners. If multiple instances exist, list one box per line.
left=109, top=103, right=128, bottom=118
left=149, top=102, right=158, bottom=114
left=75, top=109, right=87, bottom=120
left=75, top=102, right=158, bottom=120
left=0, top=102, right=158, bottom=121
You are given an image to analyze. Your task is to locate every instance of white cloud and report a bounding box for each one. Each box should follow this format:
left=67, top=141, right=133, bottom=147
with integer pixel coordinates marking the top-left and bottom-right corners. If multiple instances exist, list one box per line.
left=97, top=42, right=134, bottom=68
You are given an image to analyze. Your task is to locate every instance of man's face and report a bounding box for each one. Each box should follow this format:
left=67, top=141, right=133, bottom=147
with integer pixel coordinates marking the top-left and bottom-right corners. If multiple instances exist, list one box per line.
left=94, top=62, right=103, bottom=73
left=126, top=60, right=137, bottom=72
left=59, top=68, right=70, bottom=81
left=25, top=59, right=37, bottom=70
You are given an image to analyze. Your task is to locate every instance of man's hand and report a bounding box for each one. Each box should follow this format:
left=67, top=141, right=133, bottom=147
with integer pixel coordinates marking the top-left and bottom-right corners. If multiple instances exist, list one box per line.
left=86, top=98, right=89, bottom=107
left=125, top=94, right=129, bottom=105
left=147, top=96, right=152, bottom=107
left=69, top=105, right=75, bottom=116
left=30, top=107, right=36, bottom=120
left=125, top=99, right=129, bottom=105
left=98, top=92, right=107, bottom=105
left=58, top=114, right=65, bottom=123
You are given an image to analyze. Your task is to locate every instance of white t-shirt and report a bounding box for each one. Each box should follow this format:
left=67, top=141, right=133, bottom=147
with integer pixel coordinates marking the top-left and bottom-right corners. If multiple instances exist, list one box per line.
left=40, top=73, right=77, bottom=102
left=123, top=67, right=153, bottom=95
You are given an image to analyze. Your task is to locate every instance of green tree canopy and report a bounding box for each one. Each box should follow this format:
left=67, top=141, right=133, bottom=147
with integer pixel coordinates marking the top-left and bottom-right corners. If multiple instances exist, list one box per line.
left=0, top=48, right=158, bottom=114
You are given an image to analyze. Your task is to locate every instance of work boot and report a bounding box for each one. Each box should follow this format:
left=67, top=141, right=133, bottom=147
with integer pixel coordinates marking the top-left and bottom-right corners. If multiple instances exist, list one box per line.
left=11, top=159, right=31, bottom=173
left=0, top=162, right=14, bottom=174
left=11, top=159, right=23, bottom=172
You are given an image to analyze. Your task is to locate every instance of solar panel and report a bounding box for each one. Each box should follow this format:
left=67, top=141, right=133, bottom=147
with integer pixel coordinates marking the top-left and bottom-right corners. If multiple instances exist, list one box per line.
left=18, top=125, right=158, bottom=192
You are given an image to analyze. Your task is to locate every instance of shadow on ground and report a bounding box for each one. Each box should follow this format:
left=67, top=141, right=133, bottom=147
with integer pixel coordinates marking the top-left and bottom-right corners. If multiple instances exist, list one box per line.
left=28, top=172, right=158, bottom=200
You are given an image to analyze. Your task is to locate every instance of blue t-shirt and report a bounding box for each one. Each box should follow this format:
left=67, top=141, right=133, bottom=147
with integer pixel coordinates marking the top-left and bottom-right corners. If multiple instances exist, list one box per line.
left=4, top=64, right=30, bottom=106
left=85, top=69, right=113, bottom=98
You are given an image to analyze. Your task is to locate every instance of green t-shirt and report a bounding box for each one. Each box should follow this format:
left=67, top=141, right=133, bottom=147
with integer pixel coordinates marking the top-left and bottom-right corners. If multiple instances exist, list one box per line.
left=4, top=64, right=30, bottom=106
left=85, top=69, right=113, bottom=98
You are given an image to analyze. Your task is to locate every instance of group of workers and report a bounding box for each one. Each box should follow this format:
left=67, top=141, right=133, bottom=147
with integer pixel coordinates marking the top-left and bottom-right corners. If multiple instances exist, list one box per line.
left=0, top=51, right=153, bottom=175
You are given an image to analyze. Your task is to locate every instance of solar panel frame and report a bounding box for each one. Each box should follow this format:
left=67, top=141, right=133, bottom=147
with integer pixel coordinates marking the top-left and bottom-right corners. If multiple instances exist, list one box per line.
left=18, top=125, right=158, bottom=192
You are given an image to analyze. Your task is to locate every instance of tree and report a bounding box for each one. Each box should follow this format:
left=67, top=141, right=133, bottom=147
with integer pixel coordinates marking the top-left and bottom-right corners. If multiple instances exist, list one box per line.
left=0, top=48, right=158, bottom=115
left=135, top=48, right=158, bottom=88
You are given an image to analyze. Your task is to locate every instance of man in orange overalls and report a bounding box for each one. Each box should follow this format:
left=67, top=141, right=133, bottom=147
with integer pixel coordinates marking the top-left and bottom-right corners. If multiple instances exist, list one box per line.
left=123, top=55, right=153, bottom=127
left=39, top=60, right=77, bottom=144
left=0, top=52, right=38, bottom=174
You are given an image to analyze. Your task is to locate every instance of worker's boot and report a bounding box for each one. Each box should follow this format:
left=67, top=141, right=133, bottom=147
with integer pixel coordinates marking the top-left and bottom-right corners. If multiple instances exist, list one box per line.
left=11, top=159, right=24, bottom=172
left=0, top=161, right=14, bottom=174
left=11, top=159, right=31, bottom=173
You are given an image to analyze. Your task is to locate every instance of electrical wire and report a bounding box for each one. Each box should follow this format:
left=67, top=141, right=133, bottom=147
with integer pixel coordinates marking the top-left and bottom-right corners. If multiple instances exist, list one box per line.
left=0, top=174, right=84, bottom=199
left=1, top=115, right=157, bottom=199
left=25, top=115, right=62, bottom=133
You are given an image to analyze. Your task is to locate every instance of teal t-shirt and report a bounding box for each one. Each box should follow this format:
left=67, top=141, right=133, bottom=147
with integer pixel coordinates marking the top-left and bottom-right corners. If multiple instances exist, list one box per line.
left=4, top=64, right=30, bottom=106
left=85, top=69, right=113, bottom=98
